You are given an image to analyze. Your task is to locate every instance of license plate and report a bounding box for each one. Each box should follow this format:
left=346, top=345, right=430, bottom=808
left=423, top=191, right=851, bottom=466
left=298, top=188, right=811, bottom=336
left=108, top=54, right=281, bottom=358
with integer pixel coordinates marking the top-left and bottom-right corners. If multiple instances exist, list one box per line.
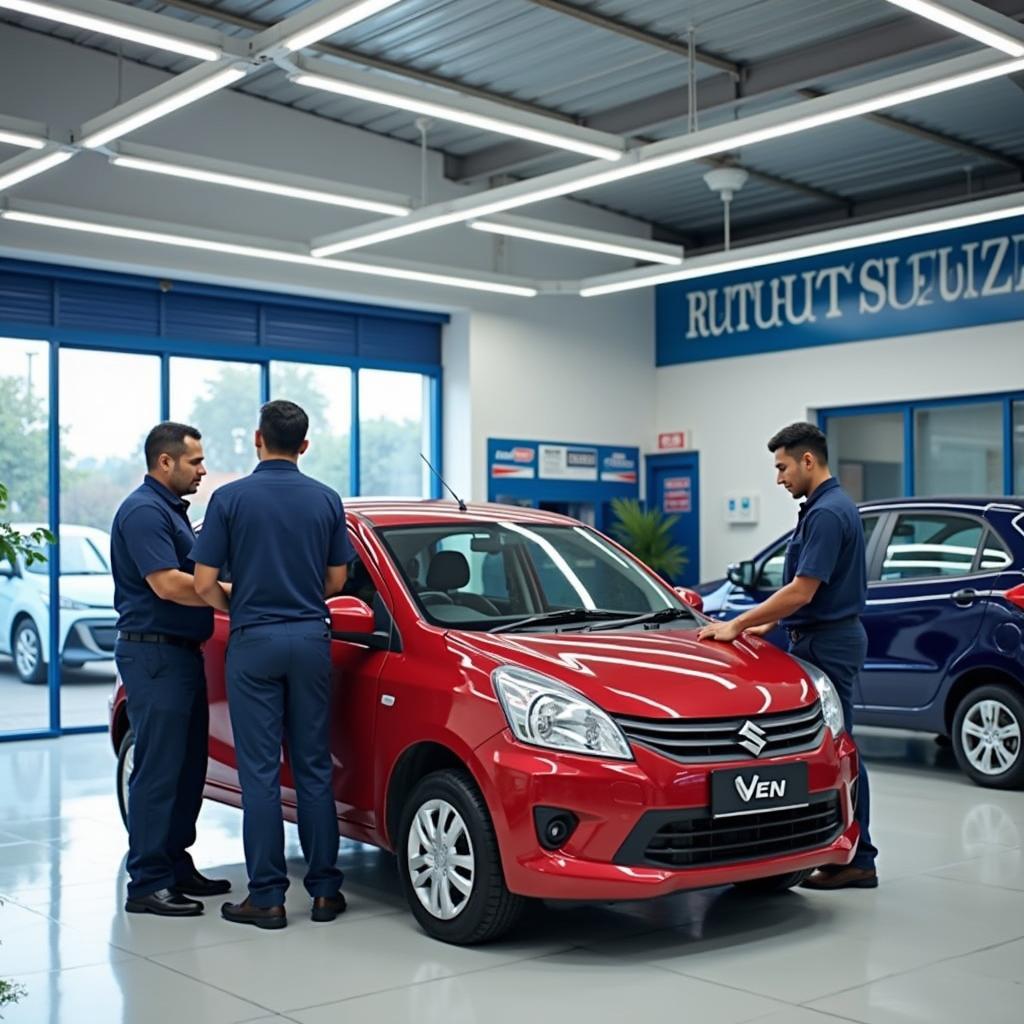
left=711, top=762, right=809, bottom=818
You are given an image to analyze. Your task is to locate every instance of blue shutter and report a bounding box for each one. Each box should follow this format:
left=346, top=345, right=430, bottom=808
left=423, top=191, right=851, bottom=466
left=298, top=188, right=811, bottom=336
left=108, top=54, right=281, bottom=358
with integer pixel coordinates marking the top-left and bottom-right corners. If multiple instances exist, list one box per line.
left=56, top=280, right=160, bottom=335
left=263, top=304, right=357, bottom=355
left=163, top=293, right=259, bottom=346
left=357, top=316, right=440, bottom=365
left=0, top=271, right=52, bottom=326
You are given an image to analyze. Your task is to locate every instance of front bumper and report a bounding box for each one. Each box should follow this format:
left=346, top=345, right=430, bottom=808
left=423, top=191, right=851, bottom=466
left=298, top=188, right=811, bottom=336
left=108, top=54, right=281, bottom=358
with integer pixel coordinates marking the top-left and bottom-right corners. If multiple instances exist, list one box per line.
left=61, top=616, right=117, bottom=665
left=474, top=728, right=859, bottom=901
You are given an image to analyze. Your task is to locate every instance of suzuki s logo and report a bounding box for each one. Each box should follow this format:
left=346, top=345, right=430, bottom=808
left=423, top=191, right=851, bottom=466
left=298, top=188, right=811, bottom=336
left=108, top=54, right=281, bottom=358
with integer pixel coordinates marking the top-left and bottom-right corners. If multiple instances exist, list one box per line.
left=737, top=719, right=768, bottom=756
left=735, top=774, right=787, bottom=803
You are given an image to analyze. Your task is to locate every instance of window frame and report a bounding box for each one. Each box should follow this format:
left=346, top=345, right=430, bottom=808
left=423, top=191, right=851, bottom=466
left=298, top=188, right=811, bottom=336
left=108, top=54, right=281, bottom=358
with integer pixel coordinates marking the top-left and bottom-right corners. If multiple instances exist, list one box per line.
left=871, top=509, right=992, bottom=584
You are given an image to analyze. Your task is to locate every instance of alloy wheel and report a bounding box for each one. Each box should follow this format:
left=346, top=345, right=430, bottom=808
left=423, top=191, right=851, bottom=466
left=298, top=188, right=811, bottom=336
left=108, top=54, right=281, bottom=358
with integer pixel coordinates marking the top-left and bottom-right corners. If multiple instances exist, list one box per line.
left=961, top=699, right=1021, bottom=776
left=406, top=798, right=475, bottom=920
left=15, top=624, right=40, bottom=679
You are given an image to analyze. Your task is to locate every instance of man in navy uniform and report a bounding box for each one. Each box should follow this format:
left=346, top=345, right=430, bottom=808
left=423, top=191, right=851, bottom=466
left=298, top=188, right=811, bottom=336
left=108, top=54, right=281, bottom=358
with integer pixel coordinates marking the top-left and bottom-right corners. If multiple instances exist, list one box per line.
left=192, top=400, right=353, bottom=929
left=697, top=421, right=878, bottom=890
left=111, top=422, right=232, bottom=917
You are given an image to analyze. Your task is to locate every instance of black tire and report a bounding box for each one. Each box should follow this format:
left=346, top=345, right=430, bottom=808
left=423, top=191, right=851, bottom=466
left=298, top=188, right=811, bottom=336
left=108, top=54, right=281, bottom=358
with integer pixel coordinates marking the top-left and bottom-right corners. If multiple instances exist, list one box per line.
left=952, top=684, right=1024, bottom=790
left=397, top=769, right=525, bottom=945
left=116, top=730, right=134, bottom=830
left=734, top=869, right=812, bottom=895
left=13, top=618, right=46, bottom=685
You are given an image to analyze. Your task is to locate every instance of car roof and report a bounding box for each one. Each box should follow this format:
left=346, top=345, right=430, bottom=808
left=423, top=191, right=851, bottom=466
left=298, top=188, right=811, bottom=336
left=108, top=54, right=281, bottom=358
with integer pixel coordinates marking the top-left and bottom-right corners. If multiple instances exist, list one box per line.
left=344, top=499, right=581, bottom=528
left=10, top=523, right=111, bottom=539
left=858, top=496, right=1024, bottom=513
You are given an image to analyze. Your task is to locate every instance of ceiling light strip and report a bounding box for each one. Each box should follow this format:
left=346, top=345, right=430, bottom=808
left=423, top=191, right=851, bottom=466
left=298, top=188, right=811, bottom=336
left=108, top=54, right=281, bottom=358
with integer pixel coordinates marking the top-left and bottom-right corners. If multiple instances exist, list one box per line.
left=109, top=147, right=411, bottom=216
left=882, top=1, right=1024, bottom=57
left=0, top=207, right=538, bottom=297
left=309, top=51, right=1024, bottom=257
left=470, top=217, right=683, bottom=264
left=0, top=0, right=223, bottom=60
left=290, top=69, right=624, bottom=162
left=281, top=0, right=404, bottom=53
left=79, top=63, right=250, bottom=149
left=578, top=194, right=1024, bottom=296
left=0, top=149, right=74, bottom=193
left=0, top=129, right=46, bottom=150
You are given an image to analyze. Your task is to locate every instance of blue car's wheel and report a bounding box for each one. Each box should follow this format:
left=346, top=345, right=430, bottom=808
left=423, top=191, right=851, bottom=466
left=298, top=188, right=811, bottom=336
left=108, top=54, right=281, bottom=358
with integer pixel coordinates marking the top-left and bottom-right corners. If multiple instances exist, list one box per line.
left=953, top=685, right=1024, bottom=790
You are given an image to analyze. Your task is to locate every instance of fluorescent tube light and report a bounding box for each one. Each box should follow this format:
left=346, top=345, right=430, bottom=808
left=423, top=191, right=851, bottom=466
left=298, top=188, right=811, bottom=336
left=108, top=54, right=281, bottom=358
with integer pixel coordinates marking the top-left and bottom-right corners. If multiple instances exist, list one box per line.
left=79, top=64, right=249, bottom=149
left=0, top=150, right=73, bottom=193
left=0, top=0, right=222, bottom=60
left=291, top=71, right=624, bottom=162
left=109, top=150, right=411, bottom=216
left=882, top=1, right=1024, bottom=57
left=309, top=52, right=1024, bottom=257
left=282, top=0, right=404, bottom=52
left=579, top=196, right=1024, bottom=296
left=0, top=208, right=538, bottom=297
left=0, top=129, right=47, bottom=150
left=470, top=216, right=683, bottom=264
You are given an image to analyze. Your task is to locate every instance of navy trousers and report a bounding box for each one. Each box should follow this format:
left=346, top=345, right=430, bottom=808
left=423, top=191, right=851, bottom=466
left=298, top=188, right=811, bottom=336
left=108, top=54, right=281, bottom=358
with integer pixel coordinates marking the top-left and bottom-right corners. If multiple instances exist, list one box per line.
left=226, top=620, right=342, bottom=907
left=790, top=622, right=878, bottom=870
left=116, top=639, right=208, bottom=901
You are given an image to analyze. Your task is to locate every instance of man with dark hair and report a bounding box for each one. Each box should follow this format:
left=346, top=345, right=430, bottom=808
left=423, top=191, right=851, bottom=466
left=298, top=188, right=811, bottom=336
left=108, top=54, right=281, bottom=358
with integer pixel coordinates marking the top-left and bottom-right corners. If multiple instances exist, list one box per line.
left=111, top=422, right=231, bottom=917
left=191, top=400, right=353, bottom=929
left=698, top=420, right=878, bottom=889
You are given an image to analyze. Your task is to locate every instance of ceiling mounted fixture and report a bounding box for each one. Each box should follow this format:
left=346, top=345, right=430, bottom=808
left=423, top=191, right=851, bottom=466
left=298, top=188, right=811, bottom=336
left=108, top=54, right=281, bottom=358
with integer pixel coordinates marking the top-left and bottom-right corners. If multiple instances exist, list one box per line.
left=308, top=50, right=1024, bottom=257
left=881, top=1, right=1024, bottom=57
left=0, top=202, right=539, bottom=297
left=0, top=115, right=48, bottom=150
left=0, top=0, right=225, bottom=61
left=276, top=0, right=405, bottom=53
left=289, top=58, right=624, bottom=163
left=0, top=148, right=74, bottom=194
left=78, top=62, right=250, bottom=149
left=578, top=192, right=1024, bottom=296
left=108, top=143, right=412, bottom=216
left=469, top=214, right=683, bottom=264
left=702, top=167, right=749, bottom=251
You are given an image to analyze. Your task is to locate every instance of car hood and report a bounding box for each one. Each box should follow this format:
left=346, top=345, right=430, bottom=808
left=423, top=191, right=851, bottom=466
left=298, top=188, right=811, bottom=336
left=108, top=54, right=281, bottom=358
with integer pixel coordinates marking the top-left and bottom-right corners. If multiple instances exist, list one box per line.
left=448, top=627, right=815, bottom=719
left=53, top=574, right=115, bottom=608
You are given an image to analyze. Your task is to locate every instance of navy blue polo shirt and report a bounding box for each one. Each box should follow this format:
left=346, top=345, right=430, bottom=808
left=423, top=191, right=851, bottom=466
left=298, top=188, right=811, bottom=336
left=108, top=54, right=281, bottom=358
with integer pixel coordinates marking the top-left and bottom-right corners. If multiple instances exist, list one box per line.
left=190, top=459, right=354, bottom=632
left=781, top=478, right=866, bottom=629
left=110, top=476, right=214, bottom=641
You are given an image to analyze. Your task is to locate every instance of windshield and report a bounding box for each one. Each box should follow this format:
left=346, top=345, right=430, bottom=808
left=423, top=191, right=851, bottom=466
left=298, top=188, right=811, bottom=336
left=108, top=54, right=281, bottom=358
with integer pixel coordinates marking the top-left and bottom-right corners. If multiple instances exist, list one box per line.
left=378, top=521, right=690, bottom=631
left=26, top=535, right=110, bottom=576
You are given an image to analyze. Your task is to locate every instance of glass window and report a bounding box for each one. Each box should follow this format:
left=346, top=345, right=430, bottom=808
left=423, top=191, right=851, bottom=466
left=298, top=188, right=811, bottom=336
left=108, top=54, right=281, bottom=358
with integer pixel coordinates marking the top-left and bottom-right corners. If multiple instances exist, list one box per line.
left=756, top=538, right=789, bottom=590
left=270, top=362, right=351, bottom=496
left=827, top=413, right=904, bottom=501
left=1014, top=401, right=1024, bottom=493
left=881, top=513, right=983, bottom=581
left=915, top=403, right=1003, bottom=496
left=170, top=358, right=261, bottom=520
left=0, top=338, right=51, bottom=732
left=60, top=349, right=160, bottom=729
left=979, top=530, right=1013, bottom=572
left=359, top=370, right=431, bottom=496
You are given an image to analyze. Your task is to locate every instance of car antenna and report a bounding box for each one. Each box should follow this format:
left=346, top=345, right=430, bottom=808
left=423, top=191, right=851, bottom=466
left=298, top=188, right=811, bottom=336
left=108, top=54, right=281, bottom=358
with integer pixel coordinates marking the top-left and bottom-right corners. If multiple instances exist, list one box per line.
left=419, top=453, right=467, bottom=512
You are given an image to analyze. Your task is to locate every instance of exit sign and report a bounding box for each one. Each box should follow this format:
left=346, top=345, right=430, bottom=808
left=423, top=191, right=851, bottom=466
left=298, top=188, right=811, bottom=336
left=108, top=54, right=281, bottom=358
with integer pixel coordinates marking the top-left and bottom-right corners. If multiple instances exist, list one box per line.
left=658, top=430, right=691, bottom=450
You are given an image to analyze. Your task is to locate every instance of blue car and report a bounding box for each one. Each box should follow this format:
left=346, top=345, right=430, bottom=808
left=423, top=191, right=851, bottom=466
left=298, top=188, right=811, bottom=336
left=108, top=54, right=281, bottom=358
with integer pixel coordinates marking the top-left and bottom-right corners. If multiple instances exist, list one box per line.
left=699, top=497, right=1024, bottom=789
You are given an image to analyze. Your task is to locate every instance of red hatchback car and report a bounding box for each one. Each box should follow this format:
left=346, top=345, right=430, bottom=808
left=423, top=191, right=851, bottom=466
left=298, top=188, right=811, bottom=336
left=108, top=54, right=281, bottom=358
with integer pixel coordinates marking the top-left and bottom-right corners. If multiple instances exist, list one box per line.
left=110, top=501, right=860, bottom=944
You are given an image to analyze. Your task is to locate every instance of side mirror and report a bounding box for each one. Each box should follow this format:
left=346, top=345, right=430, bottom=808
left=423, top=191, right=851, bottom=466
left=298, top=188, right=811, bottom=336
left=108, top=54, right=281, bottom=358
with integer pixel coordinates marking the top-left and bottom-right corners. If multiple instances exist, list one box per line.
left=726, top=560, right=756, bottom=589
left=327, top=595, right=375, bottom=636
left=674, top=587, right=703, bottom=613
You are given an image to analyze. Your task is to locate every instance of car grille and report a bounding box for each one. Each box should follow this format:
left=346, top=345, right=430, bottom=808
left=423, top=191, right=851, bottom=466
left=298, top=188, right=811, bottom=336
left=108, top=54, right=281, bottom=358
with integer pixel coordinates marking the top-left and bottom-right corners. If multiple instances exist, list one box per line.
left=613, top=701, right=825, bottom=763
left=88, top=625, right=118, bottom=652
left=617, top=793, right=843, bottom=869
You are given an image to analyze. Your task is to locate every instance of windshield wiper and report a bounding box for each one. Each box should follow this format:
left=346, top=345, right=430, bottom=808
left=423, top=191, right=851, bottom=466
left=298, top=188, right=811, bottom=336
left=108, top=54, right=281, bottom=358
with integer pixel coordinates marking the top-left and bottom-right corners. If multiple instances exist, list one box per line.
left=577, top=608, right=696, bottom=633
left=489, top=608, right=626, bottom=633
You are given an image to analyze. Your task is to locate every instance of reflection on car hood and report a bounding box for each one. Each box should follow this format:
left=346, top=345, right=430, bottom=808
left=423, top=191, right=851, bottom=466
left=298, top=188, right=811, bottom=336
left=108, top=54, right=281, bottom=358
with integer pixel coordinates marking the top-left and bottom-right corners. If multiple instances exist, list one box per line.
left=29, top=573, right=115, bottom=608
left=449, top=627, right=815, bottom=719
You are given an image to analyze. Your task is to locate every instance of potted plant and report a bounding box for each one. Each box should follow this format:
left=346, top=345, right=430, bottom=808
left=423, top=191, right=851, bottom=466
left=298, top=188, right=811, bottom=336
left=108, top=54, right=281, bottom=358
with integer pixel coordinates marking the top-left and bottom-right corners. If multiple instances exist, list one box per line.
left=609, top=497, right=687, bottom=580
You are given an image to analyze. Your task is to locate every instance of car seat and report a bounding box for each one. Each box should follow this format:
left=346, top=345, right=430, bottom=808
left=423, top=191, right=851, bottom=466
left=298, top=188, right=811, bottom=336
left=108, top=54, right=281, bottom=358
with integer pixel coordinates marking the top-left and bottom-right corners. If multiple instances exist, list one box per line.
left=421, top=551, right=500, bottom=615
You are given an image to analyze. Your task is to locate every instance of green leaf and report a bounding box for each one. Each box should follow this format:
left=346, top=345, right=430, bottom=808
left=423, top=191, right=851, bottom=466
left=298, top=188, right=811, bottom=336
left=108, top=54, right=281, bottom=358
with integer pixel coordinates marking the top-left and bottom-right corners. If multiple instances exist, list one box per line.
left=609, top=498, right=688, bottom=580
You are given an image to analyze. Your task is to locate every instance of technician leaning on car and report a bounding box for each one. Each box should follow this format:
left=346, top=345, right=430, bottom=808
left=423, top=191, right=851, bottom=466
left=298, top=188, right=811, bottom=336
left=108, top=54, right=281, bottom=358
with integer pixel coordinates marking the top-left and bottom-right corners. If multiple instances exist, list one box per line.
left=111, top=422, right=232, bottom=918
left=698, top=421, right=879, bottom=891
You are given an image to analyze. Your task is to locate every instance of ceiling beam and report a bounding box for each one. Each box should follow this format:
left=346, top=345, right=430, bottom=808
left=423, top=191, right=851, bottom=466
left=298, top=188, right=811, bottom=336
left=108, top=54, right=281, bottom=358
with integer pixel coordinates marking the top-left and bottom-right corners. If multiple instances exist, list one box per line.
left=451, top=0, right=1024, bottom=182
left=521, top=0, right=739, bottom=76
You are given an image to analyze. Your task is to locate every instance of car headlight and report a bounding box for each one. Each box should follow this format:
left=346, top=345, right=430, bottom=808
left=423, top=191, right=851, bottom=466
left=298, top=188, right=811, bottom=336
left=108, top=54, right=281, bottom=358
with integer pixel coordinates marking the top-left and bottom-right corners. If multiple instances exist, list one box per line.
left=491, top=665, right=633, bottom=760
left=59, top=596, right=90, bottom=610
left=790, top=655, right=844, bottom=738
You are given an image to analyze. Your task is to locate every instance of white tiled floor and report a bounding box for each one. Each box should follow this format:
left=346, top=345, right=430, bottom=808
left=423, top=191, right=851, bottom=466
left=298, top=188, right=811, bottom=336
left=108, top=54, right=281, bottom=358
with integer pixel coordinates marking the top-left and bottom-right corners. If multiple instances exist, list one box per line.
left=1, top=728, right=1022, bottom=1023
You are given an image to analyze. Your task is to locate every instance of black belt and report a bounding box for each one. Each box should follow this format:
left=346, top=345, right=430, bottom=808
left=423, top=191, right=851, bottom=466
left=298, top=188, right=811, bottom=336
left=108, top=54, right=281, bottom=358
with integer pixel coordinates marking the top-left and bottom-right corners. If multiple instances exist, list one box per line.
left=118, top=631, right=202, bottom=650
left=787, top=615, right=861, bottom=643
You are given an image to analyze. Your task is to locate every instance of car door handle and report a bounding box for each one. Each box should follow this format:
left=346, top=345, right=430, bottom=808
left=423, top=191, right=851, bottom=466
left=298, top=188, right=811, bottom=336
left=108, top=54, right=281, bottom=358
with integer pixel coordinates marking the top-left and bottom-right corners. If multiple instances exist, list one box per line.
left=951, top=588, right=977, bottom=607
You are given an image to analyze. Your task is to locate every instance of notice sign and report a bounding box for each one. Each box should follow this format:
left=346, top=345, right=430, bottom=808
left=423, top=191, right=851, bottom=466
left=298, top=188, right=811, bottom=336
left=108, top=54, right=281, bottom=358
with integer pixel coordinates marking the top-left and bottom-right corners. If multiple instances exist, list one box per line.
left=491, top=444, right=536, bottom=479
left=600, top=450, right=638, bottom=484
left=663, top=476, right=691, bottom=513
left=658, top=431, right=690, bottom=450
left=539, top=444, right=598, bottom=482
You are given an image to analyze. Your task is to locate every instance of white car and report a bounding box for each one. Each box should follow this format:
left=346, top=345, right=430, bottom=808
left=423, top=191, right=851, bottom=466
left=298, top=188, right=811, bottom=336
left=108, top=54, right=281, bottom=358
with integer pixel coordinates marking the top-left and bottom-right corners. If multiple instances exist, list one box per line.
left=0, top=524, right=117, bottom=685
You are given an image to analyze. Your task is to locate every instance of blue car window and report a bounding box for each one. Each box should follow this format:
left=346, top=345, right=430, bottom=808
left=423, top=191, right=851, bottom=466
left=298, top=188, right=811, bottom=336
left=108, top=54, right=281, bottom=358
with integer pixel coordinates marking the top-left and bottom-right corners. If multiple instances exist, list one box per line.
left=979, top=531, right=1013, bottom=572
left=882, top=514, right=983, bottom=581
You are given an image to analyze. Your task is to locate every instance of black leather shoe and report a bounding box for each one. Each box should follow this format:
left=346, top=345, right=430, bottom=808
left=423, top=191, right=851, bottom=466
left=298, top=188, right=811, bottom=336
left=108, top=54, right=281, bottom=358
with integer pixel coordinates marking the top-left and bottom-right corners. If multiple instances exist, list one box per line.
left=311, top=893, right=347, bottom=922
left=221, top=899, right=287, bottom=930
left=802, top=865, right=878, bottom=890
left=125, top=888, right=204, bottom=917
left=176, top=869, right=232, bottom=897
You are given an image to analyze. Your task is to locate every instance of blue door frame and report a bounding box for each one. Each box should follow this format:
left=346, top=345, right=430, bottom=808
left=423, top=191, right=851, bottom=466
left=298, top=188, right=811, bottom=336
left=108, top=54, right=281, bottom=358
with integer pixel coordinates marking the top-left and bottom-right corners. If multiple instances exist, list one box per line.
left=645, top=452, right=701, bottom=586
